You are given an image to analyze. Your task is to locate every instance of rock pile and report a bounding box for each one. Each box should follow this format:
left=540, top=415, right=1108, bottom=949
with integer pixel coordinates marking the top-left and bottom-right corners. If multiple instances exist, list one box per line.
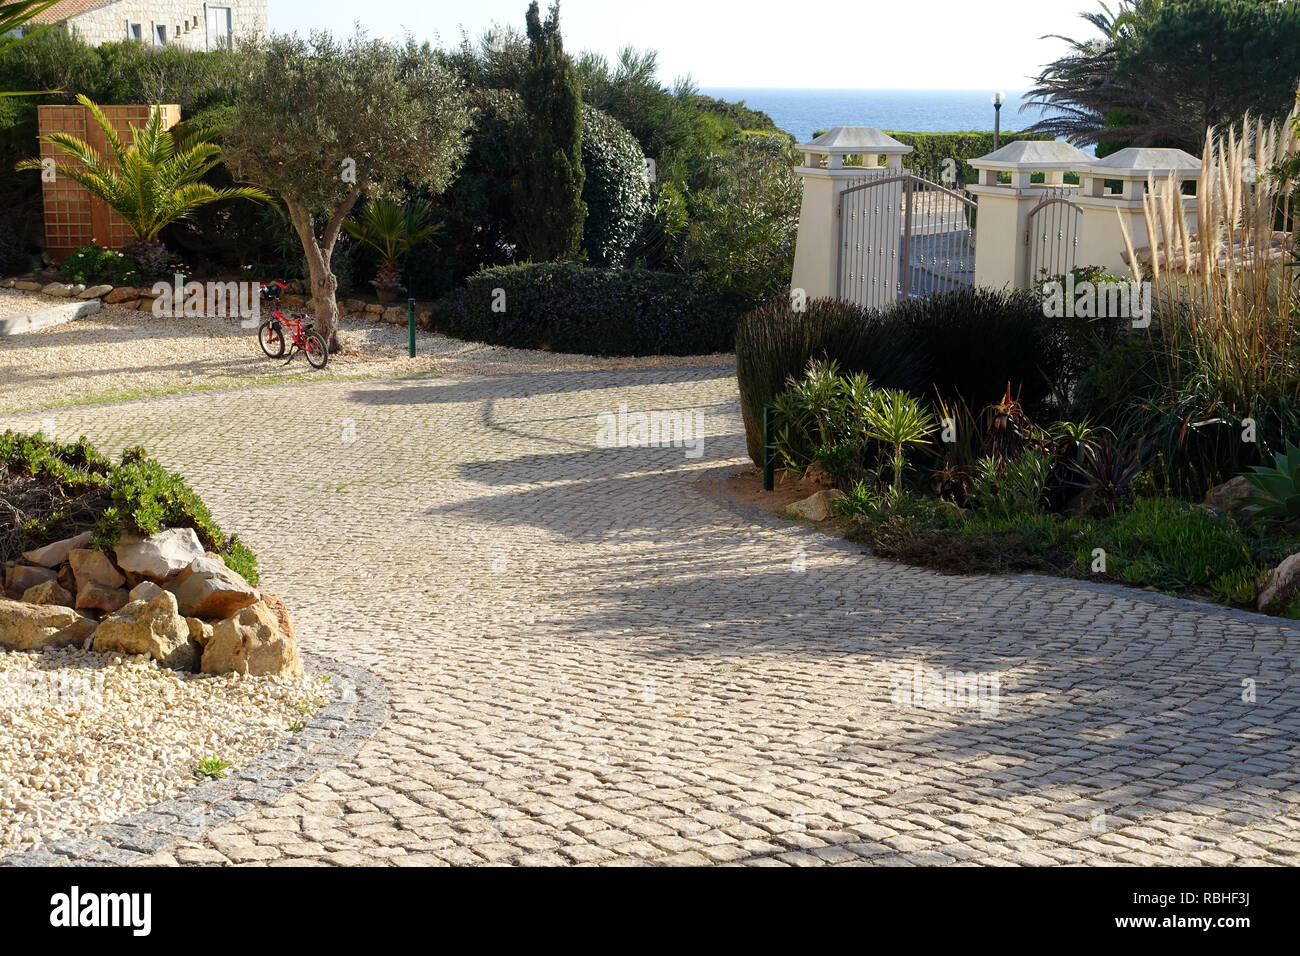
left=1, top=528, right=300, bottom=676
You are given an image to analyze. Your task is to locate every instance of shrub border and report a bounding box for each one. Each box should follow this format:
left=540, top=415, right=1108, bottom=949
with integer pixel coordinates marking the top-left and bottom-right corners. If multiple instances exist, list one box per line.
left=0, top=652, right=389, bottom=867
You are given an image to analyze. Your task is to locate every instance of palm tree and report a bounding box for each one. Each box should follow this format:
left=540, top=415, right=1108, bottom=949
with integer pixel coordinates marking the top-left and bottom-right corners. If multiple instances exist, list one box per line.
left=17, top=94, right=269, bottom=274
left=342, top=199, right=439, bottom=302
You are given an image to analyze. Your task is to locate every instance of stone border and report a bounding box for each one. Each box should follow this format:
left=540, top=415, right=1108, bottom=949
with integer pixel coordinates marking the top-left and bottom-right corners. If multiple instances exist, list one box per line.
left=0, top=652, right=389, bottom=867
left=0, top=297, right=101, bottom=337
left=694, top=463, right=1300, bottom=634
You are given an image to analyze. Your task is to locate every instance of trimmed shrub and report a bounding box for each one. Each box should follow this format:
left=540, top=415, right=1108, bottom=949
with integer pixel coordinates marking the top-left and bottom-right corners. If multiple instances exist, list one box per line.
left=431, top=261, right=749, bottom=356
left=0, top=430, right=258, bottom=584
left=581, top=107, right=652, bottom=266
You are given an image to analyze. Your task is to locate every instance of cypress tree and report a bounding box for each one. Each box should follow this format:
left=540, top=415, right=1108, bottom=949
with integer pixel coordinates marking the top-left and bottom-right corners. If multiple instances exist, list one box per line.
left=513, top=1, right=586, bottom=262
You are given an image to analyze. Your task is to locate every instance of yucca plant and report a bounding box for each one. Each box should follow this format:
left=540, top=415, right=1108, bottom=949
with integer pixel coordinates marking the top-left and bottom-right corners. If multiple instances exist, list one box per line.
left=16, top=94, right=269, bottom=276
left=1241, top=441, right=1300, bottom=521
left=341, top=199, right=440, bottom=303
left=866, top=388, right=936, bottom=493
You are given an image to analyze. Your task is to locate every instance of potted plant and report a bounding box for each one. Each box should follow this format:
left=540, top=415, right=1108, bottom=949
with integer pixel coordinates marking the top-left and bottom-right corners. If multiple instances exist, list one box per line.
left=342, top=199, right=439, bottom=303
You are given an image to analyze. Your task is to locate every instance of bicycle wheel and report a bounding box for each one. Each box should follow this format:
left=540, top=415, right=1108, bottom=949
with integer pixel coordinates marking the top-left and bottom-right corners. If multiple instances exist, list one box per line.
left=258, top=320, right=285, bottom=358
left=304, top=330, right=330, bottom=369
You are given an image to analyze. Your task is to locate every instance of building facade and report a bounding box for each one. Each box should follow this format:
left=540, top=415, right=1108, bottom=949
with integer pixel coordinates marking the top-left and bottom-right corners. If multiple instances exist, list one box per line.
left=31, top=0, right=267, bottom=51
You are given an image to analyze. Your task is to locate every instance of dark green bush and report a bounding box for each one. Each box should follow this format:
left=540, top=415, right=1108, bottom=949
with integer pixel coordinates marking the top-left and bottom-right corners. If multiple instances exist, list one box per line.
left=430, top=261, right=749, bottom=356
left=580, top=107, right=652, bottom=266
left=0, top=430, right=258, bottom=585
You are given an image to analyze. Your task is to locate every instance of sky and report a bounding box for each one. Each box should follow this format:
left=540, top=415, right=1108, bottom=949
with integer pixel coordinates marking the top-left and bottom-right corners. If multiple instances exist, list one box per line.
left=269, top=0, right=1094, bottom=90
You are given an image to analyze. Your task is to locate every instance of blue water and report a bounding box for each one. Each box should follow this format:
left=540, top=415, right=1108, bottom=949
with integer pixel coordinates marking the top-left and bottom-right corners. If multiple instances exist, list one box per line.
left=701, top=88, right=1053, bottom=143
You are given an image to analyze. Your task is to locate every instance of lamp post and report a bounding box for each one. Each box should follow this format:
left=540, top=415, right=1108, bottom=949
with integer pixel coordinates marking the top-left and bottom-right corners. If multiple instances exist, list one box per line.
left=991, top=91, right=1006, bottom=151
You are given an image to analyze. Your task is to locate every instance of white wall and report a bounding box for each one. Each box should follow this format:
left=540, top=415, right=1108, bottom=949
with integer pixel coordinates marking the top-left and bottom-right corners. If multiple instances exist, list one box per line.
left=68, top=0, right=267, bottom=51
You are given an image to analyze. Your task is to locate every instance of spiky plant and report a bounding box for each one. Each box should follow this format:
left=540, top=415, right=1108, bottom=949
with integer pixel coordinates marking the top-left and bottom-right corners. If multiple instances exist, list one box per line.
left=866, top=388, right=936, bottom=493
left=16, top=94, right=269, bottom=273
left=1241, top=441, right=1300, bottom=521
left=341, top=199, right=440, bottom=302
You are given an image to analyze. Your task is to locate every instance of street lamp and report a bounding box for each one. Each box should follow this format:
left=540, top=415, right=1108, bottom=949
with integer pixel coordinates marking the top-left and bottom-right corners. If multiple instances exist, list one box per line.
left=992, top=91, right=1007, bottom=151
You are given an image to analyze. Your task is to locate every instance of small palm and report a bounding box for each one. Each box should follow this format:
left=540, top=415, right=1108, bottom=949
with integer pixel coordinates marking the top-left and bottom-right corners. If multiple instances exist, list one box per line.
left=866, top=389, right=937, bottom=492
left=17, top=94, right=269, bottom=241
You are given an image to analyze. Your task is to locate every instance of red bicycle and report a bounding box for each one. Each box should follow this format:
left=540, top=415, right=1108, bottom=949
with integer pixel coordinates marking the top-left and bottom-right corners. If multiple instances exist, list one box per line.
left=257, top=282, right=329, bottom=369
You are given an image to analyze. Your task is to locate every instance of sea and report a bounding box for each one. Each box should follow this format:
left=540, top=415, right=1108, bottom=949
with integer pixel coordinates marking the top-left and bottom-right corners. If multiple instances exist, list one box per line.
left=700, top=88, right=1054, bottom=143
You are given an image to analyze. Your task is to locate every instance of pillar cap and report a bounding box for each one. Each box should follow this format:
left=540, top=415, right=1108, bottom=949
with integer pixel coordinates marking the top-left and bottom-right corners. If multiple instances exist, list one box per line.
left=970, top=139, right=1095, bottom=171
left=796, top=126, right=913, bottom=156
left=1088, top=147, right=1201, bottom=180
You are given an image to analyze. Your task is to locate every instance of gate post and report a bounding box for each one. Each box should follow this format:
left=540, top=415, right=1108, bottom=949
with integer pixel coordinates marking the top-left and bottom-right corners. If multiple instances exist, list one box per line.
left=1075, top=148, right=1201, bottom=278
left=967, top=141, right=1095, bottom=288
left=790, top=127, right=912, bottom=301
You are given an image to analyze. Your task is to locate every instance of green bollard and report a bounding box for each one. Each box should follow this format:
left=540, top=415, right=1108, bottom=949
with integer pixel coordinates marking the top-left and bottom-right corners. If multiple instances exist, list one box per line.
left=408, top=297, right=416, bottom=358
left=763, top=404, right=776, bottom=491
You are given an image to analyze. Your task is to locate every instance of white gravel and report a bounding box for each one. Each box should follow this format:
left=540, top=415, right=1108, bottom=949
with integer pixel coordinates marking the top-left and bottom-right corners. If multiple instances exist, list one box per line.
left=0, top=646, right=330, bottom=855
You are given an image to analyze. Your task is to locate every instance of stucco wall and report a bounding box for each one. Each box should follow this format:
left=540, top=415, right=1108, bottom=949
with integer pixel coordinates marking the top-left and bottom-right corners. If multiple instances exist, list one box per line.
left=67, top=0, right=266, bottom=50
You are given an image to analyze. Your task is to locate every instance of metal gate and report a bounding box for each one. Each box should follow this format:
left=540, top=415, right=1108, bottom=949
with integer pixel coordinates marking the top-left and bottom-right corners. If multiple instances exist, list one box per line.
left=1024, top=191, right=1083, bottom=285
left=837, top=169, right=976, bottom=310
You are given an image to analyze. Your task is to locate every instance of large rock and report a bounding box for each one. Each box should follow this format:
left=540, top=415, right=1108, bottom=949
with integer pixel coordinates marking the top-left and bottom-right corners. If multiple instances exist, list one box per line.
left=128, top=581, right=164, bottom=602
left=0, top=599, right=93, bottom=650
left=5, top=563, right=57, bottom=595
left=77, top=284, right=114, bottom=300
left=104, top=286, right=140, bottom=304
left=202, top=601, right=302, bottom=677
left=1204, top=476, right=1255, bottom=515
left=22, top=579, right=73, bottom=607
left=76, top=580, right=129, bottom=615
left=1258, top=552, right=1300, bottom=615
left=787, top=489, right=845, bottom=522
left=113, top=528, right=205, bottom=581
left=41, top=282, right=74, bottom=297
left=93, top=590, right=195, bottom=670
left=260, top=593, right=296, bottom=646
left=21, top=531, right=93, bottom=568
left=68, top=548, right=126, bottom=590
left=172, top=555, right=259, bottom=619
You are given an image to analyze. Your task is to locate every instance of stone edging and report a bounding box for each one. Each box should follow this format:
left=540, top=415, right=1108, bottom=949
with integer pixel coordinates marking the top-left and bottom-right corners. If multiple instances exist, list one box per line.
left=693, top=463, right=1300, bottom=634
left=0, top=652, right=389, bottom=867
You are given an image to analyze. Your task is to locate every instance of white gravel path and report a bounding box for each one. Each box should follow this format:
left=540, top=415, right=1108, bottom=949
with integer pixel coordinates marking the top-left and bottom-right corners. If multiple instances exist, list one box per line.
left=0, top=646, right=330, bottom=855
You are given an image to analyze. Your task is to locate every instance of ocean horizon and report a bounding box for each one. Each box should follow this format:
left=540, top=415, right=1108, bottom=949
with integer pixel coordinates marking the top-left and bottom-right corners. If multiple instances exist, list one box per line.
left=700, top=88, right=1054, bottom=143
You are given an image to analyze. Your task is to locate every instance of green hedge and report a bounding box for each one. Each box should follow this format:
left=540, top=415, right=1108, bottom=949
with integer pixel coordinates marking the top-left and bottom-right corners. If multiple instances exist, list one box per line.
left=812, top=128, right=1054, bottom=184
left=431, top=262, right=750, bottom=356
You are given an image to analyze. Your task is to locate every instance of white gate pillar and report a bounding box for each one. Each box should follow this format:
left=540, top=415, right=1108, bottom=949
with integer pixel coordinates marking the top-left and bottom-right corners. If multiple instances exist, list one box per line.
left=790, top=127, right=912, bottom=300
left=1075, top=148, right=1201, bottom=277
left=967, top=141, right=1095, bottom=287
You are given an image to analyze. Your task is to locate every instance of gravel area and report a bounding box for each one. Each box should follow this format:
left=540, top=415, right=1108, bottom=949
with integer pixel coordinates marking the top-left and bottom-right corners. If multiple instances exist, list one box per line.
left=0, top=288, right=48, bottom=318
left=0, top=302, right=733, bottom=414
left=0, top=646, right=330, bottom=856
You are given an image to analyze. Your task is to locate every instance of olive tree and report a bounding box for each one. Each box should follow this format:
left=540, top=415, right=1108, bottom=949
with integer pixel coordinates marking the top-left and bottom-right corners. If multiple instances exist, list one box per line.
left=224, top=30, right=471, bottom=350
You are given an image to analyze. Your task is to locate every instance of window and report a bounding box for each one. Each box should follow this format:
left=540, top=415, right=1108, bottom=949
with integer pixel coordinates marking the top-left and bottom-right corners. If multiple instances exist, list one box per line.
left=154, top=23, right=167, bottom=45
left=206, top=7, right=232, bottom=50
left=127, top=21, right=142, bottom=41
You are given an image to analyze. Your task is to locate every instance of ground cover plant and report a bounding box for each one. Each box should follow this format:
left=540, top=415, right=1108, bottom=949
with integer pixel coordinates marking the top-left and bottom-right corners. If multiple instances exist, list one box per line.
left=0, top=430, right=257, bottom=584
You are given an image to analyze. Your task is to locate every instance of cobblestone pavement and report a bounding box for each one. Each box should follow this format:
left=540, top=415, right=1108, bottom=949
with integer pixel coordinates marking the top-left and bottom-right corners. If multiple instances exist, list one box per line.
left=6, top=368, right=1300, bottom=866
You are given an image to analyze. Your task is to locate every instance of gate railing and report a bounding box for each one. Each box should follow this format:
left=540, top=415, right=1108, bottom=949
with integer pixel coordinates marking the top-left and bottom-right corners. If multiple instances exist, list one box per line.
left=1024, top=188, right=1083, bottom=286
left=837, top=169, right=976, bottom=310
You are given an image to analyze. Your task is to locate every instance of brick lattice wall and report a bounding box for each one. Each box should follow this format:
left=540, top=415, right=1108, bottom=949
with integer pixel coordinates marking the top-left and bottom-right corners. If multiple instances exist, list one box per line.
left=37, top=103, right=180, bottom=261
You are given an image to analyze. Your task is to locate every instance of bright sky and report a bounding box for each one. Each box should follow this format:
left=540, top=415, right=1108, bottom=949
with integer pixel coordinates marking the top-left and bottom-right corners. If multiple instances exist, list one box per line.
left=269, top=0, right=1092, bottom=89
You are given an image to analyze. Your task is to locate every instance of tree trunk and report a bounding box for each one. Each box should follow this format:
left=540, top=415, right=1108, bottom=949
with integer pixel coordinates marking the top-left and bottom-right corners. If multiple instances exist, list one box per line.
left=284, top=187, right=362, bottom=353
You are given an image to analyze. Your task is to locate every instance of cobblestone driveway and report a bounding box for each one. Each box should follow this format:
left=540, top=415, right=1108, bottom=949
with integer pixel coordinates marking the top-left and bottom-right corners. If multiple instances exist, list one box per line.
left=8, top=368, right=1300, bottom=866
